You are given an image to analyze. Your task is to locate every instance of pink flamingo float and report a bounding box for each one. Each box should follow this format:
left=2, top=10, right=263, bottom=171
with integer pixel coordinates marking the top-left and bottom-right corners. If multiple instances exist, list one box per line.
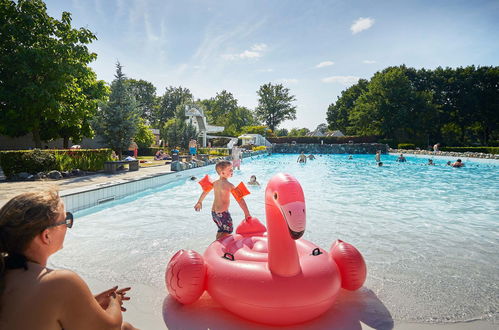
left=166, top=173, right=366, bottom=325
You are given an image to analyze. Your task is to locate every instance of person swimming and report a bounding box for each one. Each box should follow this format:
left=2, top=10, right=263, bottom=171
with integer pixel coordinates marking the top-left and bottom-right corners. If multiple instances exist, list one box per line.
left=247, top=175, right=260, bottom=186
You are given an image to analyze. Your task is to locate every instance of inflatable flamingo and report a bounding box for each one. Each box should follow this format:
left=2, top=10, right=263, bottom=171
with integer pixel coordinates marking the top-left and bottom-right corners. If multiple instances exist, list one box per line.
left=166, top=173, right=366, bottom=325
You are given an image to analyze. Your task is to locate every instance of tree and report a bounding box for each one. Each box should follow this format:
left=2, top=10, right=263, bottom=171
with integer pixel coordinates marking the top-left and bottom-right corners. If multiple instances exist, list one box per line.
left=155, top=86, right=192, bottom=125
left=326, top=79, right=368, bottom=134
left=255, top=83, right=297, bottom=131
left=289, top=127, right=310, bottom=137
left=161, top=118, right=197, bottom=149
left=0, top=0, right=101, bottom=147
left=134, top=118, right=156, bottom=149
left=125, top=79, right=158, bottom=123
left=275, top=128, right=289, bottom=136
left=93, top=63, right=139, bottom=157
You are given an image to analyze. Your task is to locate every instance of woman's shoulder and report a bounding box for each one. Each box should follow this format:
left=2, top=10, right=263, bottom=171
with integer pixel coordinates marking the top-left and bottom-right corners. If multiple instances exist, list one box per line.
left=40, top=269, right=88, bottom=293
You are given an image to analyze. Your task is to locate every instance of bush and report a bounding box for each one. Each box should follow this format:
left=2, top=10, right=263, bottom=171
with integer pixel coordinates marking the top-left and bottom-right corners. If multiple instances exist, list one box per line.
left=0, top=149, right=112, bottom=178
left=197, top=148, right=229, bottom=156
left=53, top=149, right=112, bottom=172
left=0, top=150, right=56, bottom=177
left=267, top=136, right=379, bottom=144
left=397, top=143, right=416, bottom=150
left=440, top=147, right=499, bottom=154
left=252, top=146, right=267, bottom=151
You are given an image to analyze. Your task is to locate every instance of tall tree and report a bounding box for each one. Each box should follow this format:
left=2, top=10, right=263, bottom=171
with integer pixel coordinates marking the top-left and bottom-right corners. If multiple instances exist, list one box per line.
left=155, top=86, right=192, bottom=125
left=0, top=0, right=100, bottom=147
left=255, top=83, right=297, bottom=131
left=326, top=79, right=368, bottom=134
left=93, top=63, right=139, bottom=157
left=125, top=79, right=158, bottom=123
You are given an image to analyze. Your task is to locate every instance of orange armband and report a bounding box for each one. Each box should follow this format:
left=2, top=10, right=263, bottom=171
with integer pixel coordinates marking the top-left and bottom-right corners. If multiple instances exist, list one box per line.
left=231, top=182, right=250, bottom=201
left=198, top=174, right=214, bottom=192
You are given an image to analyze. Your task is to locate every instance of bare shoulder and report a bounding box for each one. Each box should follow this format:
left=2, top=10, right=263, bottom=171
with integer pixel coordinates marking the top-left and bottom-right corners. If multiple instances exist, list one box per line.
left=40, top=269, right=90, bottom=296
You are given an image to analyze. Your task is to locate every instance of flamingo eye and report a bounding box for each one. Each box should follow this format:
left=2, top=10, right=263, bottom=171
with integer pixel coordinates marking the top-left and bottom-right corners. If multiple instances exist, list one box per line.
left=303, top=209, right=305, bottom=213
left=288, top=210, right=292, bottom=215
left=273, top=193, right=278, bottom=200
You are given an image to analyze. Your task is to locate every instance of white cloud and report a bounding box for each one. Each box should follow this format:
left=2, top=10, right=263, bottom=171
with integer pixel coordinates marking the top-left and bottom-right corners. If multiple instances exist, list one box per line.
left=258, top=68, right=274, bottom=72
left=222, top=43, right=268, bottom=60
left=363, top=60, right=376, bottom=64
left=276, top=78, right=298, bottom=84
left=321, top=76, right=360, bottom=86
left=316, top=61, right=334, bottom=68
left=351, top=17, right=375, bottom=34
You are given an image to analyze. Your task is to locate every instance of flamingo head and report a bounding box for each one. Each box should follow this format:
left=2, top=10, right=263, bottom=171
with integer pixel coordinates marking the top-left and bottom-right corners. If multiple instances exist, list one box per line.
left=266, top=173, right=306, bottom=240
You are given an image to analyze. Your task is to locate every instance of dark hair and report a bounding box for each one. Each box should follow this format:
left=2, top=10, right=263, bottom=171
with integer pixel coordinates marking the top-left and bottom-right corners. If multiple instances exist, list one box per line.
left=215, top=160, right=232, bottom=174
left=457, top=159, right=461, bottom=162
left=0, top=190, right=61, bottom=298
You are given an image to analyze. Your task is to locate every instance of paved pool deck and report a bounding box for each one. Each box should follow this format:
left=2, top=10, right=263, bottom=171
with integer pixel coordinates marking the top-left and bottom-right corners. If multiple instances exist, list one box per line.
left=0, top=163, right=172, bottom=207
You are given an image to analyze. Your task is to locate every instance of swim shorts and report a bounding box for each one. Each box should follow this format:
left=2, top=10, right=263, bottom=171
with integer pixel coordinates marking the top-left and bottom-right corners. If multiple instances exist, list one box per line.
left=233, top=159, right=241, bottom=167
left=189, top=147, right=197, bottom=155
left=211, top=211, right=233, bottom=233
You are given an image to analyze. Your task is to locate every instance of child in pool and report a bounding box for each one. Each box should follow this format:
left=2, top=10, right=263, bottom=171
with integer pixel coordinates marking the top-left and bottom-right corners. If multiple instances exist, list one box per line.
left=248, top=175, right=260, bottom=186
left=194, top=161, right=251, bottom=240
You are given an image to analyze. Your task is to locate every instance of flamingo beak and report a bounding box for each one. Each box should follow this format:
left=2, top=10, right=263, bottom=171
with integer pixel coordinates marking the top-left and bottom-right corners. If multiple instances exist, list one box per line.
left=280, top=201, right=306, bottom=240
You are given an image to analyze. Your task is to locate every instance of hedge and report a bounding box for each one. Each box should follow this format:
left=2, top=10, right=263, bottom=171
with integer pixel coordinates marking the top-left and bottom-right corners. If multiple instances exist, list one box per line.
left=197, top=148, right=230, bottom=156
left=0, top=149, right=112, bottom=178
left=440, top=147, right=499, bottom=154
left=267, top=136, right=379, bottom=144
left=397, top=143, right=416, bottom=150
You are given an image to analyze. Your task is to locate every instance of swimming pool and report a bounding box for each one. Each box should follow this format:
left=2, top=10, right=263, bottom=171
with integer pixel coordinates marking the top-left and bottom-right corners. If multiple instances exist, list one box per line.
left=50, top=153, right=499, bottom=325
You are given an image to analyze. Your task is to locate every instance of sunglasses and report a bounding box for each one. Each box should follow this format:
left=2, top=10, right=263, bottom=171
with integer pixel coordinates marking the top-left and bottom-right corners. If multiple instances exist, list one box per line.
left=46, top=212, right=74, bottom=229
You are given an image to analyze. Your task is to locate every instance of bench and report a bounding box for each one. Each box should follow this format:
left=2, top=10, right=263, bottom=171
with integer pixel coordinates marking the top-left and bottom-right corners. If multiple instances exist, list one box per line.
left=104, top=160, right=139, bottom=174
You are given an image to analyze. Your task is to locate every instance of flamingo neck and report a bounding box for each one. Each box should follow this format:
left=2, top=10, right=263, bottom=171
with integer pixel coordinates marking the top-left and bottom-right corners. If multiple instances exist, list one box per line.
left=266, top=203, right=301, bottom=277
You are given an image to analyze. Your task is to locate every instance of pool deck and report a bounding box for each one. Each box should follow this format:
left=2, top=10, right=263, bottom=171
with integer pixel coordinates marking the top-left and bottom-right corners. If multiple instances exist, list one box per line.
left=0, top=163, right=172, bottom=207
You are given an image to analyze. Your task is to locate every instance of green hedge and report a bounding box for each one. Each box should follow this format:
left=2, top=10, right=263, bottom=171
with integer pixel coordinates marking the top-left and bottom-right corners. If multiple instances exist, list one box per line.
left=267, top=135, right=379, bottom=144
left=0, top=149, right=112, bottom=178
left=440, top=147, right=499, bottom=154
left=197, top=148, right=230, bottom=156
left=397, top=143, right=416, bottom=150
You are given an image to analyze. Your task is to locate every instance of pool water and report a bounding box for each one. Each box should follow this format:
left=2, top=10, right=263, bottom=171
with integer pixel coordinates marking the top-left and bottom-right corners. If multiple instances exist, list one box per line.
left=50, top=154, right=499, bottom=323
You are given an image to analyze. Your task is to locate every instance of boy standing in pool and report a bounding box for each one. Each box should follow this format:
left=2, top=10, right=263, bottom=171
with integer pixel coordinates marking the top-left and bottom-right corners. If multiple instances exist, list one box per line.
left=194, top=160, right=251, bottom=240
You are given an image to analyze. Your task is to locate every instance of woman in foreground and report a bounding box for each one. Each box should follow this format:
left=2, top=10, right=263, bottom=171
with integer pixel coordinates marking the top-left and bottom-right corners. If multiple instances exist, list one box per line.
left=0, top=190, right=137, bottom=330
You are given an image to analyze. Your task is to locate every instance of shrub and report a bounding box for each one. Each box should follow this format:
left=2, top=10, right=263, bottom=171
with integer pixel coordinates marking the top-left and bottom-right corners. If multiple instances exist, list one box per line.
left=0, top=150, right=56, bottom=178
left=397, top=143, right=416, bottom=150
left=252, top=146, right=267, bottom=151
left=0, top=149, right=112, bottom=179
left=267, top=136, right=379, bottom=144
left=440, top=147, right=499, bottom=154
left=138, top=147, right=163, bottom=157
left=198, top=148, right=229, bottom=156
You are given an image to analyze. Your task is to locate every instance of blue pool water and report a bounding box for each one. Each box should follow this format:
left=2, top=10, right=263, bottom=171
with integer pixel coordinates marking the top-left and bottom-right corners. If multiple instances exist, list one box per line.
left=51, top=154, right=499, bottom=323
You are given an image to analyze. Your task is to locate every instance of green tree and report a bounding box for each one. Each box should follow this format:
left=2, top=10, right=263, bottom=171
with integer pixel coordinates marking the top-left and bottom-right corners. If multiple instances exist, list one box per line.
left=289, top=127, right=310, bottom=137
left=0, top=0, right=100, bottom=147
left=161, top=118, right=197, bottom=149
left=155, top=86, right=192, bottom=125
left=134, top=118, right=156, bottom=149
left=275, top=128, right=289, bottom=136
left=125, top=79, right=158, bottom=123
left=93, top=63, right=140, bottom=157
left=255, top=83, right=297, bottom=131
left=326, top=79, right=368, bottom=134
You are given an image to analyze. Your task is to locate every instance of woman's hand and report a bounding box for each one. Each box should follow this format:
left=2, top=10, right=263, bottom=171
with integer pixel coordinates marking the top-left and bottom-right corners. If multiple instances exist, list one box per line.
left=95, top=286, right=131, bottom=311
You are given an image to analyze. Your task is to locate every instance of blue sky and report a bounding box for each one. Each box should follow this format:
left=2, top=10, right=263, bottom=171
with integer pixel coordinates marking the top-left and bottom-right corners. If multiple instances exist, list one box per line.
left=46, top=0, right=499, bottom=131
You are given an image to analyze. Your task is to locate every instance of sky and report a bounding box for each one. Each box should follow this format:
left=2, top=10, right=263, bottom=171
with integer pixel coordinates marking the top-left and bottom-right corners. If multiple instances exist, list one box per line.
left=45, top=0, right=499, bottom=131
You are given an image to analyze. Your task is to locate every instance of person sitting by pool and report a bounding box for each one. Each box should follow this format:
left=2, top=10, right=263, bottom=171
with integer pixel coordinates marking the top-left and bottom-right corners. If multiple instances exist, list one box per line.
left=194, top=161, right=252, bottom=240
left=247, top=175, right=260, bottom=186
left=297, top=152, right=307, bottom=163
left=397, top=154, right=407, bottom=162
left=0, top=190, right=137, bottom=330
left=428, top=159, right=435, bottom=166
left=452, top=159, right=465, bottom=168
left=307, top=154, right=316, bottom=160
left=154, top=149, right=170, bottom=161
